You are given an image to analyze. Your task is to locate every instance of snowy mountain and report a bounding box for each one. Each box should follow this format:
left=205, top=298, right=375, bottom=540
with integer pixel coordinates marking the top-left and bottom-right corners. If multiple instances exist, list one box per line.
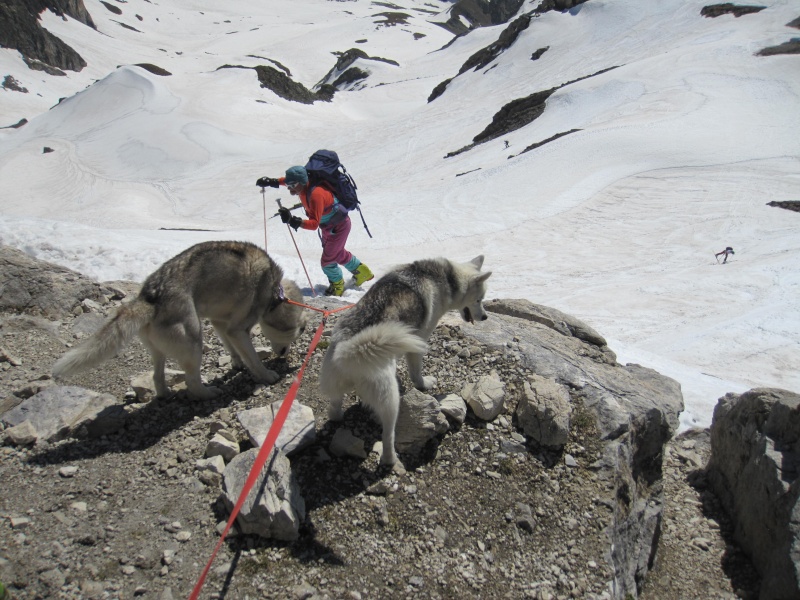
left=1, top=0, right=799, bottom=430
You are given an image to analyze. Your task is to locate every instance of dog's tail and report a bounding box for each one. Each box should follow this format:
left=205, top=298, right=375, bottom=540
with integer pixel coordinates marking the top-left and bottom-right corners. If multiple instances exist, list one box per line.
left=332, top=322, right=428, bottom=370
left=53, top=299, right=154, bottom=378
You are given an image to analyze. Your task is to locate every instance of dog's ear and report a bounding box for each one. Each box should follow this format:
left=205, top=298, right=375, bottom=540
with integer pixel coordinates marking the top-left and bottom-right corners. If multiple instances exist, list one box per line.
left=474, top=271, right=492, bottom=284
left=469, top=255, right=485, bottom=269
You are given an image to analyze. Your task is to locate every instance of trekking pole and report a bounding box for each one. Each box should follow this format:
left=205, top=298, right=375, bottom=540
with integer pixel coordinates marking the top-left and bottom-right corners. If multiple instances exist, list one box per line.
left=276, top=198, right=317, bottom=297
left=261, top=188, right=268, bottom=251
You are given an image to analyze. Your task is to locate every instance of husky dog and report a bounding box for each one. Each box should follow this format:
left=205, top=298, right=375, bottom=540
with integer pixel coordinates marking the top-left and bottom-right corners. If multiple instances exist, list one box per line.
left=53, top=241, right=308, bottom=400
left=319, top=255, right=492, bottom=465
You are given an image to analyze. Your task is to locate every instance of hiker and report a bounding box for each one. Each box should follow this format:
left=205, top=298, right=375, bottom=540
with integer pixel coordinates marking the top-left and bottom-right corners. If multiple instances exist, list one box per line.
left=257, top=166, right=374, bottom=296
left=715, top=246, right=735, bottom=264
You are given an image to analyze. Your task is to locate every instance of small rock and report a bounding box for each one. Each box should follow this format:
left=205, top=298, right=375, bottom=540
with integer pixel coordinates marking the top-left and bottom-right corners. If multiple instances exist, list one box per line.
left=175, top=531, right=191, bottom=542
left=205, top=433, right=239, bottom=463
left=5, top=420, right=38, bottom=446
left=10, top=516, right=31, bottom=529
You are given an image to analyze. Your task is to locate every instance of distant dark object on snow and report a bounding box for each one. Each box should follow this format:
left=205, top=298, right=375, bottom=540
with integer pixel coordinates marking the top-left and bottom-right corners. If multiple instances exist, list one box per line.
left=701, top=4, right=766, bottom=18
left=767, top=200, right=800, bottom=213
left=757, top=38, right=800, bottom=56
left=133, top=63, right=172, bottom=76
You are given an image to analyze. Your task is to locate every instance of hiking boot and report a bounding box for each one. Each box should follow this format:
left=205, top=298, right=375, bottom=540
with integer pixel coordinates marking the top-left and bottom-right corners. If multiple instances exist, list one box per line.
left=352, top=264, right=374, bottom=286
left=325, top=279, right=345, bottom=297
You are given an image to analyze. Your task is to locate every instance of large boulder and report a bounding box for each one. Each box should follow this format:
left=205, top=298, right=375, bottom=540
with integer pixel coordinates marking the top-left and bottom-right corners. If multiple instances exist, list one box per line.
left=707, top=388, right=800, bottom=600
left=516, top=374, right=572, bottom=446
left=1, top=385, right=126, bottom=443
left=395, top=388, right=449, bottom=454
left=0, top=245, right=116, bottom=319
left=222, top=448, right=305, bottom=542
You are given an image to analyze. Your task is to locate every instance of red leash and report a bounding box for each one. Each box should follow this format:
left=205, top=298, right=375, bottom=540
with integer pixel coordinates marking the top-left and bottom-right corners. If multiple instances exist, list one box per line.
left=189, top=301, right=352, bottom=600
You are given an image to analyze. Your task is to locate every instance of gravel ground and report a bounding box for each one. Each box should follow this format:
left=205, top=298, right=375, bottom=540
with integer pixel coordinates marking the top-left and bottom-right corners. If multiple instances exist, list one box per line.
left=0, top=295, right=760, bottom=600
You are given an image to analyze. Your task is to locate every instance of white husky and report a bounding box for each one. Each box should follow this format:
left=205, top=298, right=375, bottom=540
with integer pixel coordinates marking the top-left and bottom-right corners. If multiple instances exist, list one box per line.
left=318, top=256, right=492, bottom=465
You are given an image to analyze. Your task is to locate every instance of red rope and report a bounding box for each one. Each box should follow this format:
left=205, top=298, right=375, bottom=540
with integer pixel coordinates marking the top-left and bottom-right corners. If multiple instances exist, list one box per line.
left=189, top=303, right=352, bottom=600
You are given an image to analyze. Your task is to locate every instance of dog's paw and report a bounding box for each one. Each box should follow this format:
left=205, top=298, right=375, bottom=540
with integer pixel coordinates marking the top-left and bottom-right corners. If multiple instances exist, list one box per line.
left=258, top=370, right=280, bottom=385
left=380, top=448, right=398, bottom=466
left=415, top=375, right=437, bottom=391
left=230, top=356, right=245, bottom=370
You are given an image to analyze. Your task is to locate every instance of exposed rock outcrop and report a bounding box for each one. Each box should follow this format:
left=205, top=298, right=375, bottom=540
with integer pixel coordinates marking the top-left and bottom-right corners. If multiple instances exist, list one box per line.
left=0, top=0, right=94, bottom=72
left=459, top=300, right=684, bottom=596
left=313, top=48, right=399, bottom=92
left=218, top=64, right=334, bottom=104
left=437, top=0, right=526, bottom=36
left=0, top=245, right=122, bottom=318
left=707, top=388, right=800, bottom=600
left=701, top=3, right=767, bottom=18
left=757, top=38, right=800, bottom=56
left=222, top=448, right=305, bottom=541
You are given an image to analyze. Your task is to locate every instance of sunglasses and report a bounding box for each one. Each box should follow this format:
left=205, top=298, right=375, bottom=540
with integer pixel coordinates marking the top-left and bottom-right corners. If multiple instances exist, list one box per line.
left=286, top=181, right=304, bottom=191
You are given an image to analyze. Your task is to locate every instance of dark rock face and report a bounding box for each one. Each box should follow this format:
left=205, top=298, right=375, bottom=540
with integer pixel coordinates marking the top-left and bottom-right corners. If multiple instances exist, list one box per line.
left=429, top=0, right=589, bottom=103
left=313, top=48, right=399, bottom=93
left=0, top=0, right=94, bottom=72
left=331, top=67, right=368, bottom=89
left=707, top=388, right=800, bottom=600
left=439, top=0, right=526, bottom=36
left=2, top=74, right=28, bottom=92
left=767, top=200, right=800, bottom=213
left=472, top=87, right=555, bottom=144
left=99, top=0, right=120, bottom=15
left=701, top=4, right=767, bottom=18
left=134, top=63, right=171, bottom=76
left=253, top=65, right=331, bottom=104
left=537, top=0, right=589, bottom=11
left=216, top=65, right=332, bottom=104
left=531, top=46, right=549, bottom=60
left=458, top=13, right=533, bottom=74
left=427, top=77, right=452, bottom=102
left=0, top=245, right=113, bottom=318
left=757, top=38, right=800, bottom=56
left=445, top=66, right=616, bottom=157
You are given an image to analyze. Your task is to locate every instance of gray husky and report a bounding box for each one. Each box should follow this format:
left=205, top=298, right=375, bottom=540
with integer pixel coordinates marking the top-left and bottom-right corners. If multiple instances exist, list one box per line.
left=318, top=255, right=492, bottom=465
left=53, top=241, right=308, bottom=400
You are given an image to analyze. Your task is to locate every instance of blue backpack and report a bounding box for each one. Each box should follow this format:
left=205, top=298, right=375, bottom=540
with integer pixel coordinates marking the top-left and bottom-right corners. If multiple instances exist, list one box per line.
left=305, top=149, right=372, bottom=237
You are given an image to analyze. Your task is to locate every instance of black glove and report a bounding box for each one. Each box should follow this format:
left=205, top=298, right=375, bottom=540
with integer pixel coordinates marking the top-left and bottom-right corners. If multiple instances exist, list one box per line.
left=288, top=216, right=303, bottom=231
left=256, top=176, right=279, bottom=188
left=278, top=207, right=291, bottom=223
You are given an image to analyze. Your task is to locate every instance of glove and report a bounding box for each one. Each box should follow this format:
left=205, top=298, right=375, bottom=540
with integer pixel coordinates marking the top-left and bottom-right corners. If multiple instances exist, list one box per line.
left=278, top=207, right=291, bottom=223
left=256, top=176, right=279, bottom=188
left=288, top=216, right=303, bottom=231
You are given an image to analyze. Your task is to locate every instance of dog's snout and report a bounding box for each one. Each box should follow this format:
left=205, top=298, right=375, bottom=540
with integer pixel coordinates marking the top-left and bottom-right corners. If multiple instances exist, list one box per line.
left=480, top=313, right=488, bottom=321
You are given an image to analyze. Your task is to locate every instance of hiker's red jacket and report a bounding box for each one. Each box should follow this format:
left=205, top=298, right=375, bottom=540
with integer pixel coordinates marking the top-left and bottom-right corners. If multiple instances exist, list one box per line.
left=279, top=178, right=334, bottom=231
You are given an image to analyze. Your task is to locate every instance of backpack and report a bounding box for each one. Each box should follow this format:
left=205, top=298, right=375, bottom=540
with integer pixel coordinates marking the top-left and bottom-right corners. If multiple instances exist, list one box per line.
left=305, top=149, right=372, bottom=237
